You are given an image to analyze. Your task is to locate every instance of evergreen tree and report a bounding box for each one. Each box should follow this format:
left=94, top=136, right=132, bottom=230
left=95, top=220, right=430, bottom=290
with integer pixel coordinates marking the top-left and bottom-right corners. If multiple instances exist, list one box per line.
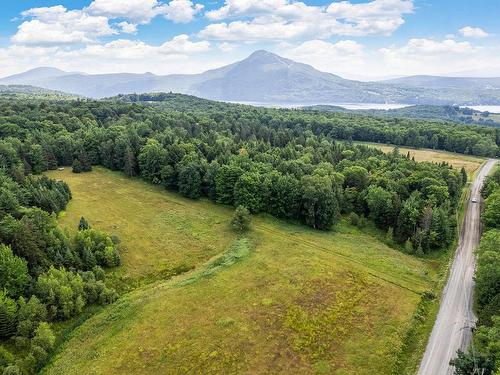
left=78, top=217, right=90, bottom=231
left=231, top=206, right=251, bottom=232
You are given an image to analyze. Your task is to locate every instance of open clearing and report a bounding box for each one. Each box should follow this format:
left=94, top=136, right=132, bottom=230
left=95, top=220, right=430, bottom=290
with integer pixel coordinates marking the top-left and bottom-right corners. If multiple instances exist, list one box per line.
left=47, top=167, right=238, bottom=280
left=356, top=141, right=484, bottom=175
left=42, top=167, right=437, bottom=374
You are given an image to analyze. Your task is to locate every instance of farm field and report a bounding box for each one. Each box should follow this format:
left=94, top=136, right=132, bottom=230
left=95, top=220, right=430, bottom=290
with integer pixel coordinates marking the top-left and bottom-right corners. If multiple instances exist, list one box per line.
left=43, top=167, right=436, bottom=375
left=355, top=142, right=484, bottom=175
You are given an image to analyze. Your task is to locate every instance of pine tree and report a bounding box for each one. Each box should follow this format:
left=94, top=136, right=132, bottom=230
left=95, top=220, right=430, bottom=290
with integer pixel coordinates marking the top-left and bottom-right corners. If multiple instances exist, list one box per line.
left=460, top=167, right=468, bottom=185
left=231, top=206, right=251, bottom=232
left=78, top=217, right=90, bottom=231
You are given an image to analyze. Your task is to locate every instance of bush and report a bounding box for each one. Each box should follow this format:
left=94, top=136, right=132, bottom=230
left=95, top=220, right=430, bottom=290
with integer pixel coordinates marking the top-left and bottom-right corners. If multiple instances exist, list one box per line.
left=231, top=206, right=251, bottom=232
left=348, top=212, right=359, bottom=226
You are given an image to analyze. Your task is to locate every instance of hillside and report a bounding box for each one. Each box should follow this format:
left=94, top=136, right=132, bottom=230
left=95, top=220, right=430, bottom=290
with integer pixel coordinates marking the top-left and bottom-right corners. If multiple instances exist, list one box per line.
left=303, top=104, right=500, bottom=126
left=0, top=84, right=78, bottom=99
left=42, top=167, right=437, bottom=375
left=3, top=51, right=500, bottom=105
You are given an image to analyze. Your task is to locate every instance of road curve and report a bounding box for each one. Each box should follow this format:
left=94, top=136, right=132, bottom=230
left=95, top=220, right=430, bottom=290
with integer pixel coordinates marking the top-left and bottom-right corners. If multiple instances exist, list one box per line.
left=418, top=159, right=497, bottom=375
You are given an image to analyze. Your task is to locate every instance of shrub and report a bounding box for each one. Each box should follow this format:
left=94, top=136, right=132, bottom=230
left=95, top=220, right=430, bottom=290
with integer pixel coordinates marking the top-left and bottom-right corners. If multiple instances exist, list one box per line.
left=231, top=206, right=251, bottom=232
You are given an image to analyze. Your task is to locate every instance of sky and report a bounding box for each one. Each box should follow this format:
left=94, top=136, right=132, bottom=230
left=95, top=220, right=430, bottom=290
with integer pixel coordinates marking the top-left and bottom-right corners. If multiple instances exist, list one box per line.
left=0, top=0, right=499, bottom=80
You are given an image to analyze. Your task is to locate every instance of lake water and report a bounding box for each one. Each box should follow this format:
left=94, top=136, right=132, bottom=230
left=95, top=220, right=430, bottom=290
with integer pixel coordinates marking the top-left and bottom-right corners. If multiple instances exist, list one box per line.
left=466, top=105, right=500, bottom=113
left=232, top=101, right=412, bottom=110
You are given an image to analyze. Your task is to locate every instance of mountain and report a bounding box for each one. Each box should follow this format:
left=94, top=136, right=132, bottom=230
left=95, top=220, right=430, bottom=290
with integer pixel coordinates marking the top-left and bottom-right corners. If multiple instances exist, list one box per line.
left=2, top=50, right=500, bottom=105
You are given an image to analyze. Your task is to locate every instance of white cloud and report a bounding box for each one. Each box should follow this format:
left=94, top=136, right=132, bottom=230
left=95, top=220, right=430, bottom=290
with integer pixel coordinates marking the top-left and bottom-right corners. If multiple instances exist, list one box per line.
left=201, top=0, right=414, bottom=40
left=280, top=39, right=365, bottom=75
left=218, top=42, right=238, bottom=52
left=459, top=26, right=489, bottom=38
left=117, top=22, right=138, bottom=34
left=0, top=35, right=216, bottom=77
left=86, top=0, right=164, bottom=24
left=381, top=38, right=476, bottom=57
left=87, top=0, right=203, bottom=24
left=12, top=5, right=116, bottom=45
left=163, top=0, right=204, bottom=23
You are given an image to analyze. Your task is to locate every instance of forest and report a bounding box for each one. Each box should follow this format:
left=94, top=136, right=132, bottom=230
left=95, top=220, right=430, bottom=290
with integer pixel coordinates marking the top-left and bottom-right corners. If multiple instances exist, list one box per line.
left=0, top=94, right=498, bottom=373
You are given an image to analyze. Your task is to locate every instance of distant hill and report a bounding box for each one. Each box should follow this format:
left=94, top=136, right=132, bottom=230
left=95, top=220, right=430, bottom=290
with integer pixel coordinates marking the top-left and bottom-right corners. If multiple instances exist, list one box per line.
left=303, top=104, right=500, bottom=127
left=3, top=50, right=500, bottom=105
left=0, top=84, right=79, bottom=99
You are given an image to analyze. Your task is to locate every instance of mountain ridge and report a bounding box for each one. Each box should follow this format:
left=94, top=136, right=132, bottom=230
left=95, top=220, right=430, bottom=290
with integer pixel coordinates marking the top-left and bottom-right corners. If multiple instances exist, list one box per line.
left=2, top=50, right=500, bottom=105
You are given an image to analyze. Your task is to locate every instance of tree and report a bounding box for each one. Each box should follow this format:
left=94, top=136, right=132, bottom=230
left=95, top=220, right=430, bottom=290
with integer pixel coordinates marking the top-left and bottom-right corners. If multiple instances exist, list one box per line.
left=78, top=217, right=90, bottom=231
left=231, top=206, right=251, bottom=232
left=178, top=162, right=202, bottom=199
left=483, top=190, right=500, bottom=229
left=35, top=267, right=86, bottom=320
left=450, top=350, right=494, bottom=375
left=0, top=245, right=29, bottom=298
left=234, top=172, right=263, bottom=213
left=460, top=167, right=468, bottom=185
left=0, top=292, right=17, bottom=338
left=343, top=165, right=369, bottom=190
left=215, top=164, right=243, bottom=205
left=138, top=139, right=166, bottom=184
left=396, top=193, right=421, bottom=241
left=73, top=229, right=120, bottom=269
left=300, top=175, right=340, bottom=230
left=365, top=185, right=396, bottom=229
left=31, top=322, right=55, bottom=352
left=475, top=229, right=500, bottom=319
left=123, top=144, right=137, bottom=177
left=17, top=296, right=47, bottom=339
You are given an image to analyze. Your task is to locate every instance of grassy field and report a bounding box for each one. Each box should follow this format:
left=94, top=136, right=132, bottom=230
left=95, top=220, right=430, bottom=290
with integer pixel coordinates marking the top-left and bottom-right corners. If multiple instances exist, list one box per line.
left=48, top=168, right=238, bottom=281
left=42, top=167, right=438, bottom=374
left=355, top=141, right=484, bottom=176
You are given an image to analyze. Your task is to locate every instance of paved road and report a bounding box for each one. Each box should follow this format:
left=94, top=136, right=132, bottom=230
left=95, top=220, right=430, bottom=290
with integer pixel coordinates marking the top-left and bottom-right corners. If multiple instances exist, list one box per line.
left=418, top=159, right=497, bottom=375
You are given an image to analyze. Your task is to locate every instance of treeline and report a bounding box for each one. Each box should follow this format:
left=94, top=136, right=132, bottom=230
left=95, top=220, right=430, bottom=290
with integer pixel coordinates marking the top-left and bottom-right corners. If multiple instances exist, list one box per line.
left=451, top=167, right=500, bottom=374
left=0, top=97, right=468, bottom=254
left=0, top=164, right=120, bottom=373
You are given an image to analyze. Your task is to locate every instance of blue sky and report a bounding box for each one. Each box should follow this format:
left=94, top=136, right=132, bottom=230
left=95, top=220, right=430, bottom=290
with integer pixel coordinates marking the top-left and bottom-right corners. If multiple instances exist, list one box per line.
left=1, top=0, right=499, bottom=79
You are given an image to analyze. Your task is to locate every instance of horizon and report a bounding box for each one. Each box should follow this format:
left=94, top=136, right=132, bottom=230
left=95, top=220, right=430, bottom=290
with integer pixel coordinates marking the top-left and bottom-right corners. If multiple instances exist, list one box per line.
left=1, top=1, right=499, bottom=80
left=3, top=48, right=500, bottom=82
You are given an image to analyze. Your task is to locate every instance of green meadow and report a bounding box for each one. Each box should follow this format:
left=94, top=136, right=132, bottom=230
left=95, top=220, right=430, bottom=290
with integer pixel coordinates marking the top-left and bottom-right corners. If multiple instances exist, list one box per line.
left=42, top=167, right=438, bottom=374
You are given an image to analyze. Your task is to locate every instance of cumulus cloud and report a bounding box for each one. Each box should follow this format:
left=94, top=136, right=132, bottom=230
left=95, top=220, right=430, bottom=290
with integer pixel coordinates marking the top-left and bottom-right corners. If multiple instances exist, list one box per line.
left=163, top=0, right=204, bottom=23
left=380, top=38, right=476, bottom=57
left=117, top=22, right=138, bottom=34
left=459, top=26, right=489, bottom=38
left=201, top=0, right=414, bottom=40
left=87, top=0, right=203, bottom=24
left=12, top=5, right=116, bottom=45
left=12, top=1, right=204, bottom=46
left=280, top=39, right=365, bottom=75
left=0, top=35, right=215, bottom=77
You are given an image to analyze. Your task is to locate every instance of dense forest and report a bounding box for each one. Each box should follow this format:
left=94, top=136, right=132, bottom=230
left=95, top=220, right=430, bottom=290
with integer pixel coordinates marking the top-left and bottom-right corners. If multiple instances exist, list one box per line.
left=0, top=93, right=498, bottom=373
left=304, top=104, right=500, bottom=127
left=451, top=167, right=500, bottom=374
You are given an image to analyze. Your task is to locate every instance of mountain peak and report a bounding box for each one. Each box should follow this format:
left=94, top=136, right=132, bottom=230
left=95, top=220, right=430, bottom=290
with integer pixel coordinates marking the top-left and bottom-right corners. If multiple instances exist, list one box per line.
left=245, top=50, right=292, bottom=65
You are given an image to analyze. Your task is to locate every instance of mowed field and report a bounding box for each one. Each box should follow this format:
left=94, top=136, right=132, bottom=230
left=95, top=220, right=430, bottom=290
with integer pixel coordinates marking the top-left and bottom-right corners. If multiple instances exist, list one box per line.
left=43, top=167, right=438, bottom=374
left=355, top=142, right=484, bottom=175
